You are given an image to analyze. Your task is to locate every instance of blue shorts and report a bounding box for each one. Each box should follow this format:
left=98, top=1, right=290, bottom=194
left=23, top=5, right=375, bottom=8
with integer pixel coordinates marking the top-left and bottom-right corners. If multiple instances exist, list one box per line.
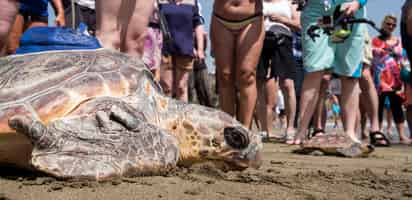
left=301, top=0, right=366, bottom=78
left=19, top=0, right=49, bottom=18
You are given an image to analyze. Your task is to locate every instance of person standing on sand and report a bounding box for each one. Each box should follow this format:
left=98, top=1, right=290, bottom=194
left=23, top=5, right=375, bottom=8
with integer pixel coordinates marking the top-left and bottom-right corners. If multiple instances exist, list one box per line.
left=211, top=0, right=265, bottom=128
left=371, top=15, right=409, bottom=145
left=158, top=0, right=205, bottom=102
left=293, top=0, right=368, bottom=145
left=95, top=0, right=154, bottom=57
left=255, top=0, right=301, bottom=142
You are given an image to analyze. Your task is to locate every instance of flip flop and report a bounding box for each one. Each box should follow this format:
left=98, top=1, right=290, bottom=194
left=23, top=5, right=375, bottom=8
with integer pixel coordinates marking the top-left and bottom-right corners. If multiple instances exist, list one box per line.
left=369, top=131, right=391, bottom=147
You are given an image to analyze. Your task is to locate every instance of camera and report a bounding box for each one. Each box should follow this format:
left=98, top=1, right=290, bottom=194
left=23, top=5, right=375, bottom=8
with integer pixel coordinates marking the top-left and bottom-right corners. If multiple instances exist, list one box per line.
left=292, top=0, right=306, bottom=11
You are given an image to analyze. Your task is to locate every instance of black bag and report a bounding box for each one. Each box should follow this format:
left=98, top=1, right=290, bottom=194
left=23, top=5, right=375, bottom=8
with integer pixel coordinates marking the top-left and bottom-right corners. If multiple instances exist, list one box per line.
left=157, top=0, right=173, bottom=45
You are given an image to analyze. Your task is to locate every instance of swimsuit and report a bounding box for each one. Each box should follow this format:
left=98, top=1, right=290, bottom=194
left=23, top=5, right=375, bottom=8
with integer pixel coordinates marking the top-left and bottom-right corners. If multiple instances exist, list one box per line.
left=213, top=12, right=263, bottom=31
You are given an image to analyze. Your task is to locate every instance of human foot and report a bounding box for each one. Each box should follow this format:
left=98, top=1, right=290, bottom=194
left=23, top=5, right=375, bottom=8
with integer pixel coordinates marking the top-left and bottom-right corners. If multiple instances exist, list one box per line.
left=369, top=131, right=390, bottom=147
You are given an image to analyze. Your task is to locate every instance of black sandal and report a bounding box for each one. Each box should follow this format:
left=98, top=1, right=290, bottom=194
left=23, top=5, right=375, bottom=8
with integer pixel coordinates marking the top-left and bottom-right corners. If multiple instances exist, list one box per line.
left=370, top=131, right=391, bottom=147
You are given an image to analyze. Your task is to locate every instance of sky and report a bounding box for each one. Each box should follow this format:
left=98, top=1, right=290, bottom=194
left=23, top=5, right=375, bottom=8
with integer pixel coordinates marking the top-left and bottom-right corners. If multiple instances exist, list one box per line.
left=49, top=0, right=406, bottom=72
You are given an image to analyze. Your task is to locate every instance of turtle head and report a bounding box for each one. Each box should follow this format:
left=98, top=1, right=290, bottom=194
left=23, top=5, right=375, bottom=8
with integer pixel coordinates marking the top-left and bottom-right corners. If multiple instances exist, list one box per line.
left=173, top=105, right=263, bottom=171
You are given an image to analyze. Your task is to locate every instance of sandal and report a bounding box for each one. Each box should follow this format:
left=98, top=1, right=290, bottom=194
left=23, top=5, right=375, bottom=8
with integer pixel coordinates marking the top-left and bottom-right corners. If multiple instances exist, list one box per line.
left=309, top=129, right=325, bottom=139
left=369, top=131, right=391, bottom=147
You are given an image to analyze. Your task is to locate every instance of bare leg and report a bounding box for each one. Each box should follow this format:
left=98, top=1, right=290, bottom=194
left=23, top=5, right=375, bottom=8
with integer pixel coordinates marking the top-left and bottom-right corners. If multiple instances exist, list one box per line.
left=160, top=56, right=173, bottom=97
left=235, top=19, right=264, bottom=128
left=312, top=77, right=330, bottom=132
left=294, top=71, right=324, bottom=144
left=384, top=109, right=393, bottom=135
left=405, top=85, right=412, bottom=139
left=359, top=67, right=380, bottom=133
left=0, top=0, right=18, bottom=56
left=95, top=0, right=122, bottom=49
left=280, top=78, right=296, bottom=135
left=359, top=97, right=369, bottom=141
left=95, top=0, right=153, bottom=54
left=256, top=78, right=277, bottom=136
left=5, top=13, right=23, bottom=55
left=211, top=17, right=236, bottom=117
left=173, top=56, right=193, bottom=102
left=340, top=77, right=361, bottom=143
left=121, top=1, right=153, bottom=57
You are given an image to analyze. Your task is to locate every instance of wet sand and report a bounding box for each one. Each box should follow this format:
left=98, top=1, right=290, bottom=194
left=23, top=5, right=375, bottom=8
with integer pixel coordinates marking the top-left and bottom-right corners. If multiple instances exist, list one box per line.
left=1, top=142, right=412, bottom=200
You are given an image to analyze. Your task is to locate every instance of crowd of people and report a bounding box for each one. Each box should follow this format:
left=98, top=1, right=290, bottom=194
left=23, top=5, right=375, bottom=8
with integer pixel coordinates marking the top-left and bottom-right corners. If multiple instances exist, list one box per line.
left=0, top=0, right=412, bottom=148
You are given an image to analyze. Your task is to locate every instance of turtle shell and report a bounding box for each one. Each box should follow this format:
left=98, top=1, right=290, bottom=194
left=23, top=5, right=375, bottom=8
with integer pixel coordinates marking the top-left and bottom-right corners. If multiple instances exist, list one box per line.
left=0, top=49, right=154, bottom=167
left=301, top=134, right=353, bottom=155
left=299, top=134, right=374, bottom=157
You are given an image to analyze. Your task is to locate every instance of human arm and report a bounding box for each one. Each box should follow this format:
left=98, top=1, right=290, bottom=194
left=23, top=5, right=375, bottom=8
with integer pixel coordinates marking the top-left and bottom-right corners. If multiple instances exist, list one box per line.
left=50, top=0, right=65, bottom=26
left=194, top=25, right=205, bottom=60
left=342, top=0, right=367, bottom=16
left=193, top=2, right=205, bottom=60
left=268, top=1, right=301, bottom=32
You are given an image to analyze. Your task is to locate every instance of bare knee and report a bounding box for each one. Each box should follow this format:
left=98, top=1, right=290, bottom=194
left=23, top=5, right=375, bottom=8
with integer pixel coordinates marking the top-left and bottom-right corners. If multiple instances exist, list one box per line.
left=237, top=70, right=256, bottom=88
left=123, top=31, right=146, bottom=57
left=175, top=84, right=188, bottom=98
left=219, top=71, right=235, bottom=89
left=280, top=79, right=295, bottom=91
left=160, top=79, right=172, bottom=96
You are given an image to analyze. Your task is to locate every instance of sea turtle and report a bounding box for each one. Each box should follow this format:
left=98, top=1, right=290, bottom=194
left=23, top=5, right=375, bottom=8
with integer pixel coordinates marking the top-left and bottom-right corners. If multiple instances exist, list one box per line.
left=293, top=134, right=374, bottom=158
left=0, top=49, right=262, bottom=180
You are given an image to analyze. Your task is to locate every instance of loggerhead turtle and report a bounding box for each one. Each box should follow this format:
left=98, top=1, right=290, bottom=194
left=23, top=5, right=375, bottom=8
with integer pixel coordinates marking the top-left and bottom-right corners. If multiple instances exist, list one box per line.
left=293, top=134, right=375, bottom=158
left=0, top=49, right=262, bottom=180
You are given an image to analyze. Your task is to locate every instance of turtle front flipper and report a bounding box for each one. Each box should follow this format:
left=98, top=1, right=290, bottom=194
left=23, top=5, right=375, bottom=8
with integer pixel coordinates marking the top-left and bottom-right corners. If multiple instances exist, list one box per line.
left=336, top=143, right=375, bottom=158
left=9, top=106, right=179, bottom=181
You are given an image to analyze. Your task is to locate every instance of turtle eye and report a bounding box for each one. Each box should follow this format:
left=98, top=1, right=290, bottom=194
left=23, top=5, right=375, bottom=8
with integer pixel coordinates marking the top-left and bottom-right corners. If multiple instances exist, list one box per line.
left=224, top=127, right=249, bottom=149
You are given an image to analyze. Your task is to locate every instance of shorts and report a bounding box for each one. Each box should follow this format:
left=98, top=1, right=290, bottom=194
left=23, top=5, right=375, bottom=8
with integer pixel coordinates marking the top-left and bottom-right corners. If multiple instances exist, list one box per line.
left=142, top=26, right=163, bottom=70
left=301, top=0, right=366, bottom=78
left=257, top=32, right=296, bottom=80
left=161, top=55, right=194, bottom=71
left=19, top=0, right=48, bottom=22
left=20, top=11, right=48, bottom=23
left=332, top=104, right=340, bottom=115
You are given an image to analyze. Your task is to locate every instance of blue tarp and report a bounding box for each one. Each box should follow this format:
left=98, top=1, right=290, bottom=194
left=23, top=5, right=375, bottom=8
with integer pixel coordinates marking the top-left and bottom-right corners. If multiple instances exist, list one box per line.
left=15, top=25, right=101, bottom=54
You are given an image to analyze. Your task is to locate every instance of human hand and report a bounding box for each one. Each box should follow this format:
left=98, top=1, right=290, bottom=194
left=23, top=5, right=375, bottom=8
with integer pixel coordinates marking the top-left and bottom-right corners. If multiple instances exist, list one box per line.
left=341, top=1, right=360, bottom=16
left=269, top=14, right=288, bottom=24
left=55, top=14, right=66, bottom=26
left=196, top=49, right=205, bottom=60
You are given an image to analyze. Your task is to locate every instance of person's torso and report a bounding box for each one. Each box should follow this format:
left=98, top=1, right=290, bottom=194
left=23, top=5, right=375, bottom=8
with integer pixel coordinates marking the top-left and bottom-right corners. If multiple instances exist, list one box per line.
left=213, top=0, right=263, bottom=21
left=159, top=0, right=200, bottom=56
left=263, top=0, right=292, bottom=33
left=372, top=37, right=403, bottom=92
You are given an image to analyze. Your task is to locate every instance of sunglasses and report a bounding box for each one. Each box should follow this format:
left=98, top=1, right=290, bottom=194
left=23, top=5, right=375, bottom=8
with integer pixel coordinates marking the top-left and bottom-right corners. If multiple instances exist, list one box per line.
left=385, top=22, right=397, bottom=27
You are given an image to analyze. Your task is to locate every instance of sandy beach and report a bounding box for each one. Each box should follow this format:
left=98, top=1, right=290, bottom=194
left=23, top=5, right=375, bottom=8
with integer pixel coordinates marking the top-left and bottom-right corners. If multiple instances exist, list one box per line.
left=1, top=141, right=412, bottom=200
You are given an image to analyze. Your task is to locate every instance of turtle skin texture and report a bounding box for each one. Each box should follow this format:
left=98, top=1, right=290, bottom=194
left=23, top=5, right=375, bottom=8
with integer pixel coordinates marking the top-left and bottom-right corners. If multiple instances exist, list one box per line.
left=294, top=134, right=374, bottom=158
left=0, top=49, right=263, bottom=180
